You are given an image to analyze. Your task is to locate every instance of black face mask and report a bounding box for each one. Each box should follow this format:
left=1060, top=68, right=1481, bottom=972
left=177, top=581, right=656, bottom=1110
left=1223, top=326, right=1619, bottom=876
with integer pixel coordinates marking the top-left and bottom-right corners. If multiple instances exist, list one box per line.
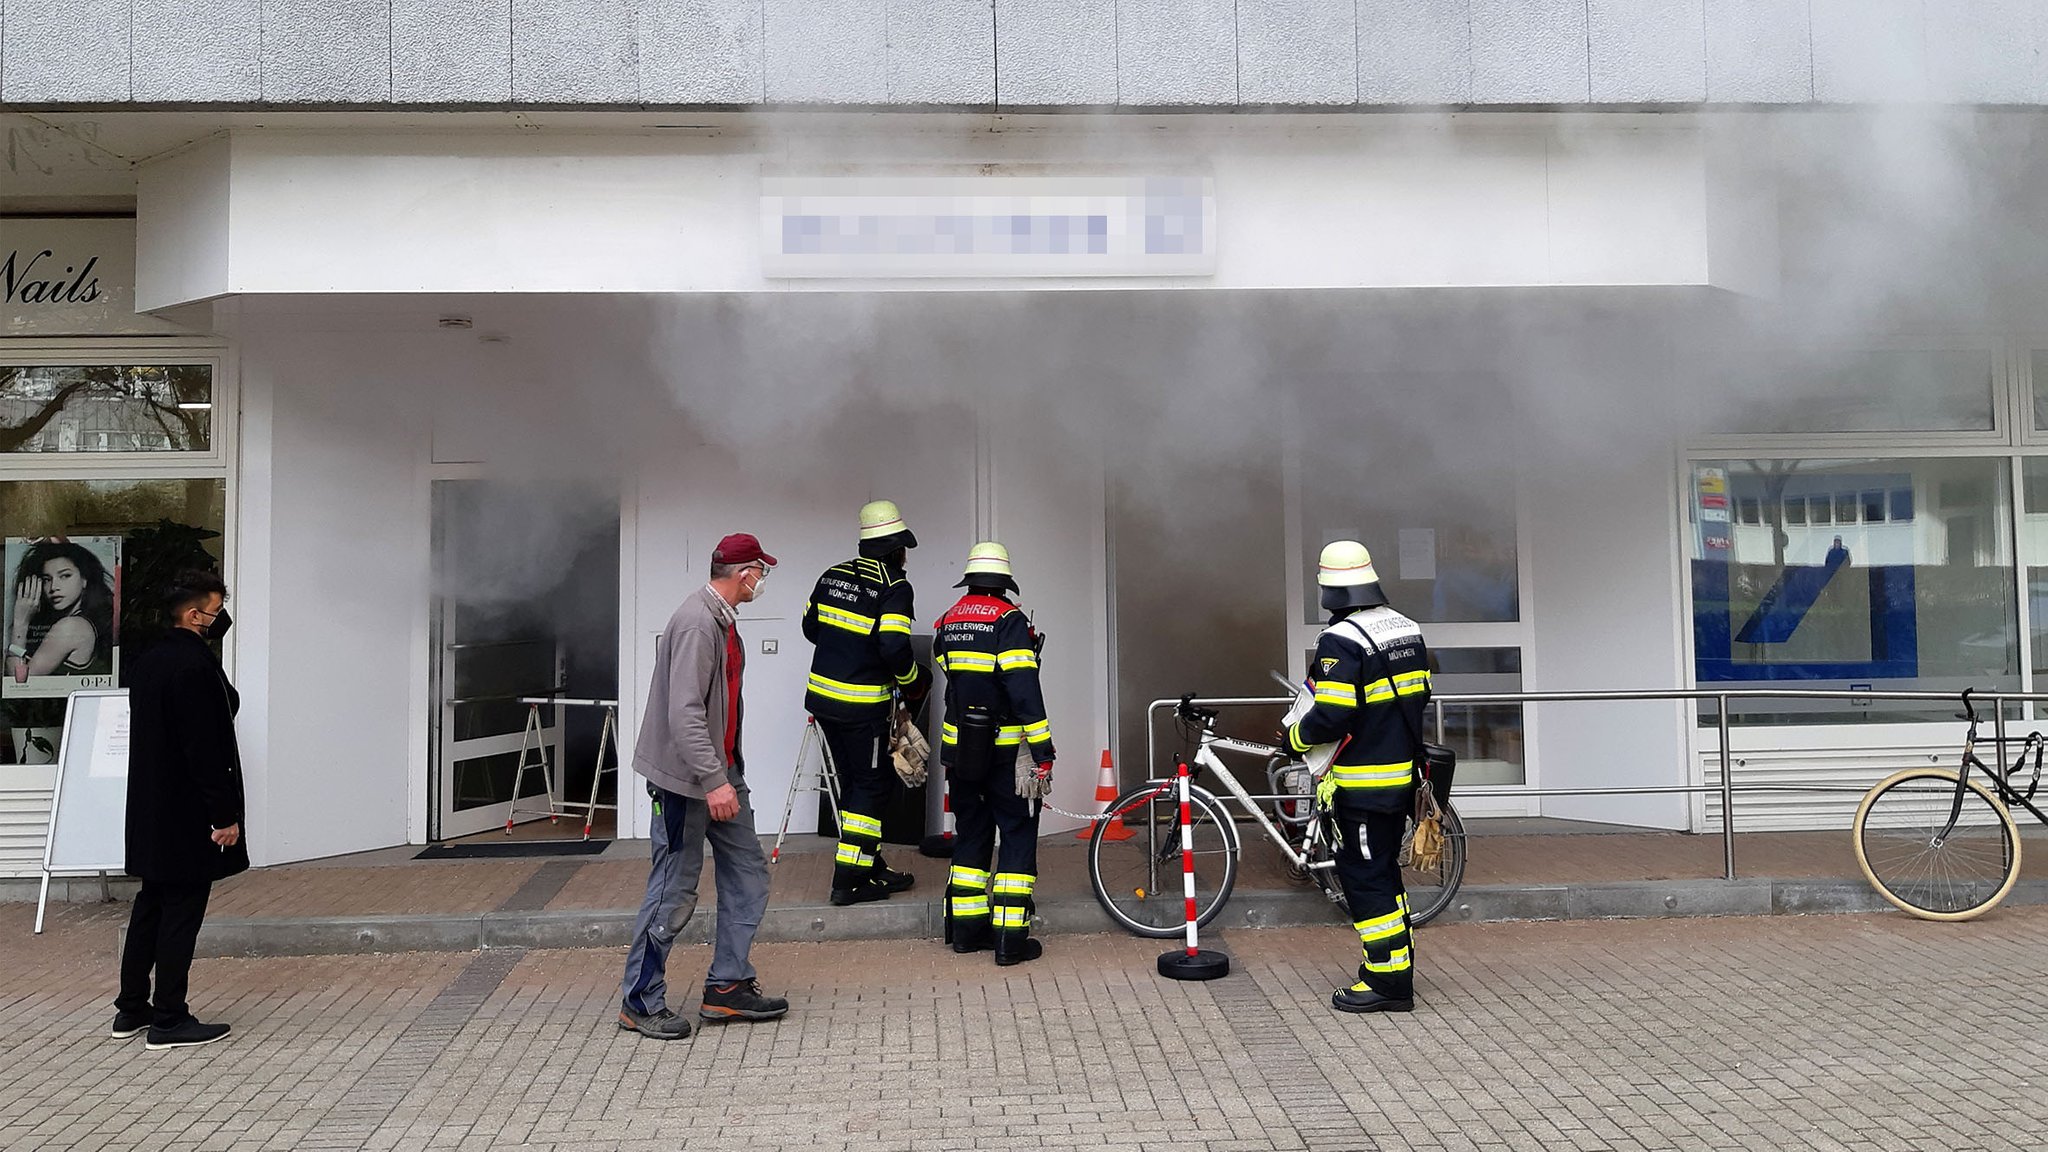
left=205, top=609, right=233, bottom=641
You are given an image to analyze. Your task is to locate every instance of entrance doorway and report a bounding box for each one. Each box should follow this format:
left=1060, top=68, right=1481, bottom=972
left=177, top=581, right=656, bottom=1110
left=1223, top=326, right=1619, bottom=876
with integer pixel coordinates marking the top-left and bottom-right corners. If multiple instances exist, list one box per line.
left=429, top=478, right=620, bottom=841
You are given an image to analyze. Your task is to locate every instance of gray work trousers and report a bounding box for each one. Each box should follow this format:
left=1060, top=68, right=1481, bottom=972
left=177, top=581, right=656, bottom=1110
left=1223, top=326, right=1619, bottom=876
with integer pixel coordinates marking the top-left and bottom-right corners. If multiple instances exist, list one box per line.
left=620, top=775, right=768, bottom=1014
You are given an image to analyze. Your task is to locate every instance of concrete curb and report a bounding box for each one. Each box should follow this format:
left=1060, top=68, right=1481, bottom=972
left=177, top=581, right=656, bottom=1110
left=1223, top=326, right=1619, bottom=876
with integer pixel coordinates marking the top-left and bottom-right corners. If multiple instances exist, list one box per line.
left=156, top=875, right=2048, bottom=958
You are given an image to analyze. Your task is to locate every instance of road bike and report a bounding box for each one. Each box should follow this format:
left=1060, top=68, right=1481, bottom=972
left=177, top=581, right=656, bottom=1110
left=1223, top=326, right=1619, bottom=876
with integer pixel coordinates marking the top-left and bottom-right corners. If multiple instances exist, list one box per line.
left=1852, top=688, right=2045, bottom=921
left=1086, top=684, right=1466, bottom=938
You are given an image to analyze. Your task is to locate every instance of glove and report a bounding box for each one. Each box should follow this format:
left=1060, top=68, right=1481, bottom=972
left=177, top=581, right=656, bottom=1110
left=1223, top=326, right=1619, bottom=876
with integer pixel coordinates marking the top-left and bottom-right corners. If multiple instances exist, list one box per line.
left=1314, top=770, right=1337, bottom=810
left=1016, top=750, right=1053, bottom=802
left=890, top=709, right=930, bottom=787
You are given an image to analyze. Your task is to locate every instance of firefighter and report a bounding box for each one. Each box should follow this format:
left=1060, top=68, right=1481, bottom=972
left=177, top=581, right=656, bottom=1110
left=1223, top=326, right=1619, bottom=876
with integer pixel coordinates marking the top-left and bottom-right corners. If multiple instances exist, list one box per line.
left=1286, top=540, right=1431, bottom=1014
left=802, top=500, right=931, bottom=906
left=934, top=542, right=1054, bottom=965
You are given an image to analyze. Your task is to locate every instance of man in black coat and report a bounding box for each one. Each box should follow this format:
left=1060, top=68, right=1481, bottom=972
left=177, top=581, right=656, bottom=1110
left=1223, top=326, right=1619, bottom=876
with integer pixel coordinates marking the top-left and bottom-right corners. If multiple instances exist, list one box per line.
left=113, top=570, right=247, bottom=1050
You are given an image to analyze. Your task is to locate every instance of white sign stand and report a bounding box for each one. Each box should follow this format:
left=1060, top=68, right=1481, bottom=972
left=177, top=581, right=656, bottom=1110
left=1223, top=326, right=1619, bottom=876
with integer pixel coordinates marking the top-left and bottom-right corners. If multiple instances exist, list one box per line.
left=34, top=690, right=130, bottom=934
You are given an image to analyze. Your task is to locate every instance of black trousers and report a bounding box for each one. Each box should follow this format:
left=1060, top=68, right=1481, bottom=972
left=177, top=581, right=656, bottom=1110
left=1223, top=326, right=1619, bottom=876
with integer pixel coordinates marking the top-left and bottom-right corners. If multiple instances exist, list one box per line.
left=1333, top=807, right=1414, bottom=999
left=947, top=759, right=1041, bottom=945
left=819, top=714, right=893, bottom=891
left=116, top=879, right=212, bottom=1027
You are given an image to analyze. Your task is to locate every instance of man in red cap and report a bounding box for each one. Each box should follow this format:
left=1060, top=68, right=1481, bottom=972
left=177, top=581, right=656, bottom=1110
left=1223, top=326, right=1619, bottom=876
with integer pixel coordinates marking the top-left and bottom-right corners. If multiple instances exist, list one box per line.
left=619, top=533, right=788, bottom=1039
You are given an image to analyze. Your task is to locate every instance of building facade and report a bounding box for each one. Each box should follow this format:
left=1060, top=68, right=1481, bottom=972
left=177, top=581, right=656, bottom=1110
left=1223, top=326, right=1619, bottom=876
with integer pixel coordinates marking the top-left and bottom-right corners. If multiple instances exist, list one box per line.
left=6, top=3, right=2048, bottom=873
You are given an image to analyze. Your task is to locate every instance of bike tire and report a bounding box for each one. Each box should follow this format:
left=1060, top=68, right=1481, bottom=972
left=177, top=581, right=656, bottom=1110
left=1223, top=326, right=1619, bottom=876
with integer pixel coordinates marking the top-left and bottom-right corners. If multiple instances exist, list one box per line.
left=1089, top=782, right=1241, bottom=939
left=1404, top=801, right=1467, bottom=927
left=1853, top=767, right=2022, bottom=922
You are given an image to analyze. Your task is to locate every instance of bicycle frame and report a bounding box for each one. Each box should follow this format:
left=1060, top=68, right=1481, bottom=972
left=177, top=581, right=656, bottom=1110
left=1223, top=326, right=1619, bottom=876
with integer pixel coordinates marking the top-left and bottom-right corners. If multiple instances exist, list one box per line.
left=1111, top=717, right=1336, bottom=885
left=1953, top=729, right=2048, bottom=832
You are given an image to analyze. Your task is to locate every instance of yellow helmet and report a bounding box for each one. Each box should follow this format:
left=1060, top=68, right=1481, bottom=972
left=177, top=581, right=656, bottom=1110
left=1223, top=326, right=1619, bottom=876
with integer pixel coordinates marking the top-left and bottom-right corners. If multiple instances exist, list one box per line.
left=1317, top=540, right=1388, bottom=610
left=857, top=499, right=917, bottom=556
left=955, top=541, right=1019, bottom=592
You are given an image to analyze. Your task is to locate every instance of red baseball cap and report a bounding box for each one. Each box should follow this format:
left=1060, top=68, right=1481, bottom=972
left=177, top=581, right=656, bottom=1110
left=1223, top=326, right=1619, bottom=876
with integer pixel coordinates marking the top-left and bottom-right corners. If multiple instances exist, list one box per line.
left=712, top=533, right=777, bottom=567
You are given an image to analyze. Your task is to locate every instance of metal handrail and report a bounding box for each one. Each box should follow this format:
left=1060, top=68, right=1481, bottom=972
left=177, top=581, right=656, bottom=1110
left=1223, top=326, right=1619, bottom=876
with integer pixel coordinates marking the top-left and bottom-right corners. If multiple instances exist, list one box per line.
left=1145, top=686, right=2048, bottom=882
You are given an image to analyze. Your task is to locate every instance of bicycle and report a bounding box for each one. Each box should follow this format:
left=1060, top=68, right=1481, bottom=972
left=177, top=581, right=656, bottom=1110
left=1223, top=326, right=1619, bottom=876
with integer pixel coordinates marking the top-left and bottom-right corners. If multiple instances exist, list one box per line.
left=1852, top=688, right=2045, bottom=921
left=1086, top=684, right=1466, bottom=938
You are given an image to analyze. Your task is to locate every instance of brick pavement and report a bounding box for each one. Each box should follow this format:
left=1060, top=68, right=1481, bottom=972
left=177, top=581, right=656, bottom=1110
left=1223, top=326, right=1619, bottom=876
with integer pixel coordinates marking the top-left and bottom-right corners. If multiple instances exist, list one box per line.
left=7, top=897, right=2046, bottom=1151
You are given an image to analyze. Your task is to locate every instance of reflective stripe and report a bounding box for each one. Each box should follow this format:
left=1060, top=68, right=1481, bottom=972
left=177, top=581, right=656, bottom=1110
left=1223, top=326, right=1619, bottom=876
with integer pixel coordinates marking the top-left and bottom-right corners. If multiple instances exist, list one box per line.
left=996, top=648, right=1039, bottom=671
left=879, top=613, right=913, bottom=635
left=1363, top=670, right=1432, bottom=703
left=995, top=725, right=1024, bottom=746
left=941, top=652, right=999, bottom=673
left=993, top=907, right=1030, bottom=929
left=1332, top=762, right=1413, bottom=789
left=993, top=872, right=1036, bottom=896
left=815, top=604, right=876, bottom=635
left=807, top=673, right=891, bottom=704
left=1287, top=724, right=1312, bottom=754
left=840, top=811, right=883, bottom=837
left=834, top=844, right=875, bottom=867
left=1312, top=680, right=1357, bottom=707
left=940, top=722, right=958, bottom=746
left=894, top=666, right=922, bottom=686
left=951, top=895, right=991, bottom=917
left=1353, top=908, right=1409, bottom=943
left=949, top=865, right=991, bottom=888
left=1022, top=719, right=1052, bottom=743
left=1362, top=946, right=1413, bottom=974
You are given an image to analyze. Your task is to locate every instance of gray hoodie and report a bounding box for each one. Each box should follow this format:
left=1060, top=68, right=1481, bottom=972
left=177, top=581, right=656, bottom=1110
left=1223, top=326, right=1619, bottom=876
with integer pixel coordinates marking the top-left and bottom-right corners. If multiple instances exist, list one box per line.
left=634, top=585, right=740, bottom=798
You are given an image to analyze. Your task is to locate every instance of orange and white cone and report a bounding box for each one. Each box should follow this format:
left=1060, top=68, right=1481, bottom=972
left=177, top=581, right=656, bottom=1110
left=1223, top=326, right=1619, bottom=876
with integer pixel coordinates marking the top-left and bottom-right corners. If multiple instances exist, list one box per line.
left=919, top=777, right=957, bottom=857
left=1077, top=749, right=1135, bottom=840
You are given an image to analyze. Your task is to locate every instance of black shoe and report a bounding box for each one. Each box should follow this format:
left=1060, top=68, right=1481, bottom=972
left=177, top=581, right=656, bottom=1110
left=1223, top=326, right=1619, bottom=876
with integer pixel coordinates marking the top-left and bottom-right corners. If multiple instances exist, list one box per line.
left=871, top=856, right=916, bottom=893
left=110, top=1011, right=152, bottom=1040
left=616, top=1005, right=693, bottom=1040
left=699, top=979, right=789, bottom=1023
left=145, top=1020, right=231, bottom=1050
left=1331, top=984, right=1414, bottom=1014
left=950, top=922, right=993, bottom=954
left=995, top=938, right=1043, bottom=967
left=830, top=880, right=894, bottom=906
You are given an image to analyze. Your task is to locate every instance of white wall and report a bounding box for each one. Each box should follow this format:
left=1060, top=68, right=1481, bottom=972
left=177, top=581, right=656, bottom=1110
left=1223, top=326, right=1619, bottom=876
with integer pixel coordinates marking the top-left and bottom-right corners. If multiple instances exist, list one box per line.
left=1525, top=442, right=1692, bottom=830
left=230, top=312, right=435, bottom=864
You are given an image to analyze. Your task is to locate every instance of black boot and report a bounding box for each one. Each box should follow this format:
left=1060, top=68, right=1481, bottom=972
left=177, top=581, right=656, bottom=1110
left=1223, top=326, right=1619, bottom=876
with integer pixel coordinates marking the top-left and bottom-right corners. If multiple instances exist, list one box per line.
left=952, top=920, right=994, bottom=954
left=1331, top=977, right=1413, bottom=1014
left=994, top=934, right=1042, bottom=966
left=872, top=853, right=916, bottom=893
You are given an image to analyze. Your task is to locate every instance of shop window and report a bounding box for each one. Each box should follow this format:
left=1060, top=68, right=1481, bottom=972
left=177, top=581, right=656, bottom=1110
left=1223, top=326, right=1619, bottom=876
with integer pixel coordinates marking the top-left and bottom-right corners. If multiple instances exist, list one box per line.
left=1429, top=647, right=1525, bottom=787
left=1724, top=349, right=1996, bottom=435
left=1689, top=459, right=2018, bottom=724
left=0, top=478, right=227, bottom=769
left=0, top=365, right=213, bottom=454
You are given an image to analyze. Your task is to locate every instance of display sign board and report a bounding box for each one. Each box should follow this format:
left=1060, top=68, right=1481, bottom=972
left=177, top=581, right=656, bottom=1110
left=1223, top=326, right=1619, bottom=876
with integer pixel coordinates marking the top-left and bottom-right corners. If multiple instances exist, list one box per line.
left=1, top=218, right=189, bottom=337
left=34, top=690, right=129, bottom=933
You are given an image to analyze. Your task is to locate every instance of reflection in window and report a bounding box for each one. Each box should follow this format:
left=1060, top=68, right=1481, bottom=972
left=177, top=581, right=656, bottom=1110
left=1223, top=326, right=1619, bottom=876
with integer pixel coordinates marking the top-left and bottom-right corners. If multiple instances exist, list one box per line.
left=1690, top=459, right=2017, bottom=724
left=0, top=365, right=213, bottom=453
left=1427, top=647, right=1524, bottom=787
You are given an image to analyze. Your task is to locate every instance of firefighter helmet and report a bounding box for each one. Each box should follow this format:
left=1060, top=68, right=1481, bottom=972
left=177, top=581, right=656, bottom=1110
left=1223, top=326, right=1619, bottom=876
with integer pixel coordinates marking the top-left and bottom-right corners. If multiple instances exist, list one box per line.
left=1317, top=540, right=1388, bottom=611
left=954, top=541, right=1019, bottom=592
left=857, top=499, right=917, bottom=557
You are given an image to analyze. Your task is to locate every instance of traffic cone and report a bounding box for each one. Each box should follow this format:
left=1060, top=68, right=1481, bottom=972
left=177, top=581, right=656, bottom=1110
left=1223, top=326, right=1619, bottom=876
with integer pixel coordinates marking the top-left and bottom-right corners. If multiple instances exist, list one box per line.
left=1078, top=749, right=1134, bottom=840
left=919, top=778, right=956, bottom=858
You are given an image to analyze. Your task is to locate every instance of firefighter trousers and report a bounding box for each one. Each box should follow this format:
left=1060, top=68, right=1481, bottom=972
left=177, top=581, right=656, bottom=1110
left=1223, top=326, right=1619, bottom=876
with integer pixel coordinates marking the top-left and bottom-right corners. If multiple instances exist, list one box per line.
left=1334, top=806, right=1414, bottom=1000
left=818, top=713, right=894, bottom=893
left=944, top=763, right=1039, bottom=954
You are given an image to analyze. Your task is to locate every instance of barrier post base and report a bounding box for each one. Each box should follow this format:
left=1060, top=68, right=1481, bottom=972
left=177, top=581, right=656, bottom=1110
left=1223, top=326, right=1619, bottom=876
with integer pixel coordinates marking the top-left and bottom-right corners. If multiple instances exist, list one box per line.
left=1157, top=948, right=1231, bottom=981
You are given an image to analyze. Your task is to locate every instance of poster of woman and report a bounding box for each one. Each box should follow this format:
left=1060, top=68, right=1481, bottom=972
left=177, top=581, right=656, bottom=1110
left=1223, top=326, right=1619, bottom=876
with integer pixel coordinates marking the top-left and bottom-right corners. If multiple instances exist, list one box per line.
left=3, top=536, right=120, bottom=697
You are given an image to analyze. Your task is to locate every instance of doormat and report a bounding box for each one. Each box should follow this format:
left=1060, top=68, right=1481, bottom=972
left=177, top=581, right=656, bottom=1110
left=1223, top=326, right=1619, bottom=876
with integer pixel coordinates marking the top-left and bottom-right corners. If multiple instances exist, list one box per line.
left=414, top=840, right=611, bottom=860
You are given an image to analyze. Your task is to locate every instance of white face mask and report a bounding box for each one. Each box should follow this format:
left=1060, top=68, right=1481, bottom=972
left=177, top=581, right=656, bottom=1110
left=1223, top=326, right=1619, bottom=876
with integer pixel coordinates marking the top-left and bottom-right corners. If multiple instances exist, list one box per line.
left=741, top=567, right=768, bottom=603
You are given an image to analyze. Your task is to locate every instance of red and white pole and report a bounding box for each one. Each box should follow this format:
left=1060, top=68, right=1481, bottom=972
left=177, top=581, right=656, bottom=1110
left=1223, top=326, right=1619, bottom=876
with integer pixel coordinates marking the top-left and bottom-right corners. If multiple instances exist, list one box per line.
left=1157, top=758, right=1230, bottom=981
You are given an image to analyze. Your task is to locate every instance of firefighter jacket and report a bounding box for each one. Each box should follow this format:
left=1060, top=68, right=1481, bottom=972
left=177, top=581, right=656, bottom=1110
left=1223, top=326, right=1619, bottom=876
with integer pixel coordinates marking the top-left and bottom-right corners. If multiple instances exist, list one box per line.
left=1286, top=605, right=1432, bottom=813
left=933, top=593, right=1055, bottom=767
left=801, top=556, right=922, bottom=721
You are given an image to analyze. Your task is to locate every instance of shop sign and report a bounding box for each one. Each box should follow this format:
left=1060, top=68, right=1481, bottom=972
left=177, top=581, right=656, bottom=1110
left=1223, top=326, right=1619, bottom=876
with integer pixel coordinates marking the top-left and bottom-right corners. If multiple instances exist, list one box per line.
left=762, top=173, right=1216, bottom=279
left=1, top=218, right=187, bottom=337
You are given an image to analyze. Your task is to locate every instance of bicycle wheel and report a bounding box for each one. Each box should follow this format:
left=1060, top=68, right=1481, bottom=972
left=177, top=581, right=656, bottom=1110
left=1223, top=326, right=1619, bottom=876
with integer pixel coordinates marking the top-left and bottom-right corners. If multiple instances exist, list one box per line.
left=1403, top=801, right=1466, bottom=928
left=1853, top=768, right=2022, bottom=921
left=1089, top=781, right=1240, bottom=938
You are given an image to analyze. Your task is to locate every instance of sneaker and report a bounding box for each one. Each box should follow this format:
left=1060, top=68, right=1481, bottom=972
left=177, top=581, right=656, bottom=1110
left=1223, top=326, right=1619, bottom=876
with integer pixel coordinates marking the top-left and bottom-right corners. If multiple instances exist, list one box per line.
left=699, top=979, right=789, bottom=1023
left=829, top=880, right=894, bottom=906
left=616, top=1005, right=693, bottom=1040
left=145, top=1020, right=231, bottom=1050
left=110, top=1011, right=152, bottom=1040
left=1330, top=984, right=1413, bottom=1014
left=870, top=856, right=916, bottom=893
